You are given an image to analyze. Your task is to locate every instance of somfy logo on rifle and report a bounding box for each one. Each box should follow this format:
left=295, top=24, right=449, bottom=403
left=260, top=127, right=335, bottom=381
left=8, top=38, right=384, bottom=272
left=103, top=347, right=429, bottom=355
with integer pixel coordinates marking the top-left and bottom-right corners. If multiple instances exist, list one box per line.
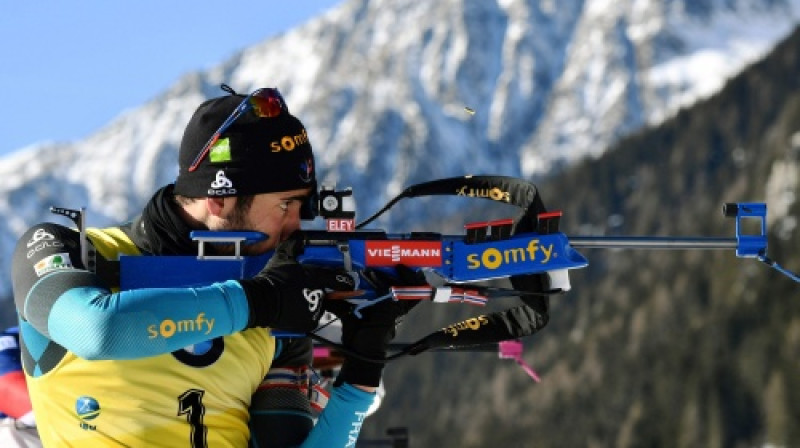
left=456, top=185, right=510, bottom=203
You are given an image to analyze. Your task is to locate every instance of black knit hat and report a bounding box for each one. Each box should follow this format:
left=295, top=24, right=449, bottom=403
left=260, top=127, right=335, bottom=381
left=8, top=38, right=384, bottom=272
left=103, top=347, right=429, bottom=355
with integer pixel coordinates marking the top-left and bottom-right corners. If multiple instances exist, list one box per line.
left=174, top=93, right=316, bottom=199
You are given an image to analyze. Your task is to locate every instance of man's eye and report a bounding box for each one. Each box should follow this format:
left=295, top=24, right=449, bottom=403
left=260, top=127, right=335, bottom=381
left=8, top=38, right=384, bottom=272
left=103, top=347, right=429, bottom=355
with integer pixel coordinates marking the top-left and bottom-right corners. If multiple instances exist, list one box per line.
left=278, top=201, right=290, bottom=212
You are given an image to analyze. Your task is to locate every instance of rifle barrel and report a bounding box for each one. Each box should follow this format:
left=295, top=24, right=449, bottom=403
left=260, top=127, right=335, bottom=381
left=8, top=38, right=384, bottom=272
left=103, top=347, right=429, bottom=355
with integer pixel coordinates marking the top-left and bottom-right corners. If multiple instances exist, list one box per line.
left=568, top=236, right=738, bottom=250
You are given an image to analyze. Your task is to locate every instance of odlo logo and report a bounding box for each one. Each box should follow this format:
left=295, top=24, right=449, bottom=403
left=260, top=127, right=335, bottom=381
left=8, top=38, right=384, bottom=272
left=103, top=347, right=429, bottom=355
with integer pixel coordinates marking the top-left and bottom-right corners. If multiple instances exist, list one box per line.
left=208, top=170, right=236, bottom=196
left=76, top=396, right=100, bottom=431
left=27, top=228, right=54, bottom=247
left=303, top=288, right=323, bottom=313
left=26, top=228, right=64, bottom=259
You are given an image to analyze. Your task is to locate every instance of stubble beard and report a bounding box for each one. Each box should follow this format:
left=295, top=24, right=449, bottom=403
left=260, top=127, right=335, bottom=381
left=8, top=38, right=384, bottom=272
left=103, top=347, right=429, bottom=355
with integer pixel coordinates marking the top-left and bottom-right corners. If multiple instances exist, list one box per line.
left=209, top=205, right=265, bottom=256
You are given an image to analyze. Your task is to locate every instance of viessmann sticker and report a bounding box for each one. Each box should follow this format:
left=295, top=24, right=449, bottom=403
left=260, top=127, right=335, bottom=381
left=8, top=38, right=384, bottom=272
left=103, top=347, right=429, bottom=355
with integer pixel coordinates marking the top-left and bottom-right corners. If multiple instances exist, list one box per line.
left=364, top=241, right=443, bottom=267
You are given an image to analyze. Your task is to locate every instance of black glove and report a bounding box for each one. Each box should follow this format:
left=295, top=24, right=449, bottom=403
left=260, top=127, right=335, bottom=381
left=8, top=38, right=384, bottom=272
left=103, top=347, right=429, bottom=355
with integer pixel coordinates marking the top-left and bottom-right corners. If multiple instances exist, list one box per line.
left=238, top=234, right=356, bottom=333
left=326, top=265, right=426, bottom=387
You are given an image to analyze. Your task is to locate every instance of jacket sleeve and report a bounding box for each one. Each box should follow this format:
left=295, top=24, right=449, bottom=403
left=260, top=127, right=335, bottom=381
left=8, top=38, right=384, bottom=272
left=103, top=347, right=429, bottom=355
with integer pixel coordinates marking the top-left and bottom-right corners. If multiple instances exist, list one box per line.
left=12, top=223, right=252, bottom=360
left=298, top=383, right=375, bottom=448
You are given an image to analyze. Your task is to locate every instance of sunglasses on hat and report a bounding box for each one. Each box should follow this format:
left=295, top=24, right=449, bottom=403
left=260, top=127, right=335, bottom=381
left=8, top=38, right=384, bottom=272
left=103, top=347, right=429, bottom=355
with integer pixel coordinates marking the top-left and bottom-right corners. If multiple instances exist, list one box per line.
left=188, top=88, right=288, bottom=172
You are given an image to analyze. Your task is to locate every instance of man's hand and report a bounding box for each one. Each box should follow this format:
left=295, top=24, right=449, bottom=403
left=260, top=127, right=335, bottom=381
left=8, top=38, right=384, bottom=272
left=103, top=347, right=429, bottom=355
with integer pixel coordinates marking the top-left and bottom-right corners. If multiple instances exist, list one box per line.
left=325, top=265, right=426, bottom=387
left=238, top=234, right=356, bottom=332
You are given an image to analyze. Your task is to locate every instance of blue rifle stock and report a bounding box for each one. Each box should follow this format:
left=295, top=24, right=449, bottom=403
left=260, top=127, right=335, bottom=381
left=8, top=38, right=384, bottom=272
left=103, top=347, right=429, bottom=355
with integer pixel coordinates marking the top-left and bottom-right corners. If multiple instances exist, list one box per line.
left=117, top=228, right=589, bottom=304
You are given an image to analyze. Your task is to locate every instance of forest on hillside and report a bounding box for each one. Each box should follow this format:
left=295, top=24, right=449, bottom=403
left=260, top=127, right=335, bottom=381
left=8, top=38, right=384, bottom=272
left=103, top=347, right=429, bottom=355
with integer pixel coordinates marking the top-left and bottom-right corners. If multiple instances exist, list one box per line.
left=359, top=25, right=800, bottom=448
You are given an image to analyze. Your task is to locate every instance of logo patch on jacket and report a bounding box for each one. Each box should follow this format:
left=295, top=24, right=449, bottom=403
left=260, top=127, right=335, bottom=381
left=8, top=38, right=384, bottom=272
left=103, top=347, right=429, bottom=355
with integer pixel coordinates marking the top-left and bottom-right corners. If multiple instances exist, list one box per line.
left=34, top=253, right=73, bottom=277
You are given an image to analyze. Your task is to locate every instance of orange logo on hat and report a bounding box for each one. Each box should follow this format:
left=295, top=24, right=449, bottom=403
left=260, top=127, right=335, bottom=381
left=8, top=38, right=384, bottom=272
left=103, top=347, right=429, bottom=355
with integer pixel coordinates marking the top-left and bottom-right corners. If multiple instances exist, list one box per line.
left=270, top=129, right=309, bottom=152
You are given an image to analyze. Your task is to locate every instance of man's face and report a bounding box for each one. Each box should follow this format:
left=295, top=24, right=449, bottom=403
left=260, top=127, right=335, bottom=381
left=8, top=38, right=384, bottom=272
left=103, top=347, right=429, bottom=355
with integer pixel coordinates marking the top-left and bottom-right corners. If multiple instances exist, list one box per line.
left=216, top=187, right=311, bottom=255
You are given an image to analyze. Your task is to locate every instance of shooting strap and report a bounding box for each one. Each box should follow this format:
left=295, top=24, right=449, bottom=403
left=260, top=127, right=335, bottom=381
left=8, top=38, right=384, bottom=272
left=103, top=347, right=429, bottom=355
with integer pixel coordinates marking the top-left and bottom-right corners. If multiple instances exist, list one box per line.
left=315, top=175, right=555, bottom=362
left=357, top=175, right=545, bottom=229
left=395, top=176, right=552, bottom=355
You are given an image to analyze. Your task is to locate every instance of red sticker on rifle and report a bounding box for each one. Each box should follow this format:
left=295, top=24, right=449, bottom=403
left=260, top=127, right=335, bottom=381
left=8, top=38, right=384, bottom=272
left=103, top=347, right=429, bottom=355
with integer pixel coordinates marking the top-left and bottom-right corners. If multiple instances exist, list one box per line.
left=364, top=241, right=443, bottom=267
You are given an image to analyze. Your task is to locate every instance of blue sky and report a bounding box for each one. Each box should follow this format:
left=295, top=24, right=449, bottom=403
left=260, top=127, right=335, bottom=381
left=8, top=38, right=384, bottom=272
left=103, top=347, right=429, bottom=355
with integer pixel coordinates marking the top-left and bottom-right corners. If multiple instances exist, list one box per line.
left=0, top=0, right=344, bottom=157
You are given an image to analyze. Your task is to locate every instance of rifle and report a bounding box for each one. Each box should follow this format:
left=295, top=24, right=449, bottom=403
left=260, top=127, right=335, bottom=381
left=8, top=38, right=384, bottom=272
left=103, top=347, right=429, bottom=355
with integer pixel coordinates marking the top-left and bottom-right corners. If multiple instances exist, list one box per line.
left=52, top=175, right=799, bottom=379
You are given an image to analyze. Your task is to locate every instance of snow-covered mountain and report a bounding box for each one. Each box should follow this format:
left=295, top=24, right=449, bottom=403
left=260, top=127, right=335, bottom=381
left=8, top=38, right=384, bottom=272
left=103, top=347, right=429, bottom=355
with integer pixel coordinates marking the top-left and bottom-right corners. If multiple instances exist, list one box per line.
left=1, top=0, right=799, bottom=304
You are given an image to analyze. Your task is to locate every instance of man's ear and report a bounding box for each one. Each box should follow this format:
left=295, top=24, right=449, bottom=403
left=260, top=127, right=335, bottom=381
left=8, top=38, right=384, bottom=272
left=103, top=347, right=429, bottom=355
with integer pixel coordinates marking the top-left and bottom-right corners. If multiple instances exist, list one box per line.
left=205, top=196, right=229, bottom=217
